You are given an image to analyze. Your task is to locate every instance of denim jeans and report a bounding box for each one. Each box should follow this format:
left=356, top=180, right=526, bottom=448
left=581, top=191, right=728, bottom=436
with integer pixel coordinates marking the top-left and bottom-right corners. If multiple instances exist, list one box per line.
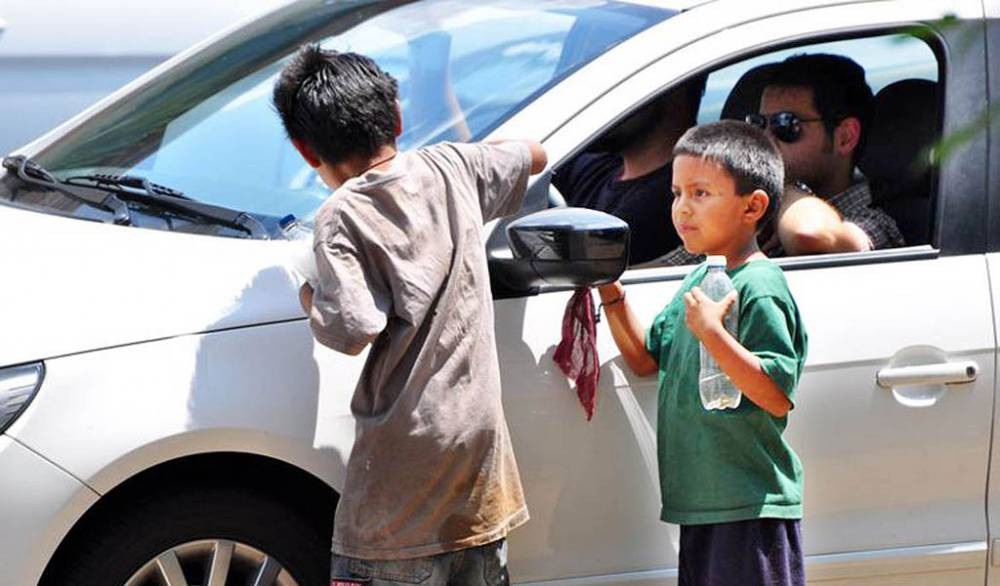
left=331, top=539, right=509, bottom=586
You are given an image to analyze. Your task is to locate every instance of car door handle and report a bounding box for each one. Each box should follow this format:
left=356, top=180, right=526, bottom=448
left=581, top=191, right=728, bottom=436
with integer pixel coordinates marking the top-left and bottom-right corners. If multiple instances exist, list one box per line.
left=876, top=361, right=979, bottom=388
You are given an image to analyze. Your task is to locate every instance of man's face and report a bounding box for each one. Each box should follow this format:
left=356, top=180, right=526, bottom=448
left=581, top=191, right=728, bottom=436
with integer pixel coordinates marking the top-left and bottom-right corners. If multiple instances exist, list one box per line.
left=758, top=85, right=836, bottom=190
left=592, top=85, right=694, bottom=153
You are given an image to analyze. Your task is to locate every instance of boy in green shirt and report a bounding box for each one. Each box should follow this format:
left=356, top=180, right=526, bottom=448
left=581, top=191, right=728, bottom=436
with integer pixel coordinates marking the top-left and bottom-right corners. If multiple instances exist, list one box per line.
left=598, top=120, right=808, bottom=585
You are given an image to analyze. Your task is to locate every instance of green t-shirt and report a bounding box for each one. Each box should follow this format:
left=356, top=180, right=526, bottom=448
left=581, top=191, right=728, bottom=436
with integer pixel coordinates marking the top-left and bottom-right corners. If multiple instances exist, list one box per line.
left=646, top=259, right=808, bottom=526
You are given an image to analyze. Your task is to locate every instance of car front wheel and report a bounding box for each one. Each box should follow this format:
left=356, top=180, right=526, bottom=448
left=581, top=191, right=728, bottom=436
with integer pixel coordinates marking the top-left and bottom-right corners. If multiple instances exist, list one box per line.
left=52, top=485, right=330, bottom=586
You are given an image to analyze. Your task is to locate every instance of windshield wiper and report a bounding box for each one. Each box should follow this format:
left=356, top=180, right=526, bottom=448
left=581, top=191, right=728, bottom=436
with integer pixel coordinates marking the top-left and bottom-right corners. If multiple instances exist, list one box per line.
left=67, top=173, right=191, bottom=200
left=2, top=156, right=132, bottom=225
left=63, top=173, right=269, bottom=239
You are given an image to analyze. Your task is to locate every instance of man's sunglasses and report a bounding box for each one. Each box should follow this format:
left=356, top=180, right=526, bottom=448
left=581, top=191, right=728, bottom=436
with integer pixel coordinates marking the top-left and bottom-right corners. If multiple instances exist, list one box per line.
left=744, top=112, right=824, bottom=143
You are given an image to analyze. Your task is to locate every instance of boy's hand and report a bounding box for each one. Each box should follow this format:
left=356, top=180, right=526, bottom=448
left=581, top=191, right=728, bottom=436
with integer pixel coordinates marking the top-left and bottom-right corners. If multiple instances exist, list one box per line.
left=684, top=287, right=737, bottom=341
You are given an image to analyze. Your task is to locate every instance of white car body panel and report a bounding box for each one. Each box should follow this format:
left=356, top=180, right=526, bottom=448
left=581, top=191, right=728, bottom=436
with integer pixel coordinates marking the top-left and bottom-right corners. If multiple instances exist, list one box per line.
left=514, top=542, right=987, bottom=585
left=0, top=436, right=98, bottom=586
left=6, top=320, right=360, bottom=495
left=0, top=203, right=307, bottom=368
left=984, top=253, right=1000, bottom=586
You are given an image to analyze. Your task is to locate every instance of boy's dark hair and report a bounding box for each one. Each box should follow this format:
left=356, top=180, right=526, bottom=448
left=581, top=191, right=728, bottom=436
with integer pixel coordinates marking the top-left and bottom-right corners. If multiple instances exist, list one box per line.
left=765, top=53, right=874, bottom=159
left=673, top=120, right=785, bottom=232
left=272, top=45, right=399, bottom=164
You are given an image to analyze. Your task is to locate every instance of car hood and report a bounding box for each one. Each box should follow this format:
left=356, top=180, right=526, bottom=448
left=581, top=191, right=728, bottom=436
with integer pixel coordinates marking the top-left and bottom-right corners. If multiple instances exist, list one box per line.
left=0, top=203, right=307, bottom=368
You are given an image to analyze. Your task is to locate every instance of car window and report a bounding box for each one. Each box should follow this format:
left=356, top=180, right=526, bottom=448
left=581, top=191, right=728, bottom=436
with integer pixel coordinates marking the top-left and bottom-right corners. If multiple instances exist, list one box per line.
left=698, top=36, right=938, bottom=124
left=7, top=0, right=673, bottom=237
left=554, top=32, right=941, bottom=269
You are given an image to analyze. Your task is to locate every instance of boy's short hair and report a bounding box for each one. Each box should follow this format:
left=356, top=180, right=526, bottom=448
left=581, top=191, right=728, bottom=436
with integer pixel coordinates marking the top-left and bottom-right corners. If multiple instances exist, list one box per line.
left=673, top=120, right=784, bottom=231
left=272, top=45, right=399, bottom=165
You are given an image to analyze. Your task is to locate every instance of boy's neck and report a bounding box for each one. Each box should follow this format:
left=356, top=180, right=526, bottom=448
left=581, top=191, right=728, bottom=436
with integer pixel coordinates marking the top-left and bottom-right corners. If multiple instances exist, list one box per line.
left=712, top=235, right=766, bottom=271
left=356, top=145, right=399, bottom=175
left=326, top=144, right=399, bottom=188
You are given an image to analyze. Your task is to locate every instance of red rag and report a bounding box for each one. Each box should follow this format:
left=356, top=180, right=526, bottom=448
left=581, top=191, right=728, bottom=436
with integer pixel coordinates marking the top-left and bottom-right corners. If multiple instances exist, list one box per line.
left=552, top=287, right=600, bottom=420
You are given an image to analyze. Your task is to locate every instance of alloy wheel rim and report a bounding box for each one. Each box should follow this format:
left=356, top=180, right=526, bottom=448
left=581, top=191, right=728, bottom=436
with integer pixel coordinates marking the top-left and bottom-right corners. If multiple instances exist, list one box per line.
left=124, top=539, right=300, bottom=586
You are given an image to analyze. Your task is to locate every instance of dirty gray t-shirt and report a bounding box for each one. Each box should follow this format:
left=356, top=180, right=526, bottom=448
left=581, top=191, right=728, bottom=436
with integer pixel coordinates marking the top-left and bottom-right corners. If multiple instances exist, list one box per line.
left=309, top=141, right=533, bottom=560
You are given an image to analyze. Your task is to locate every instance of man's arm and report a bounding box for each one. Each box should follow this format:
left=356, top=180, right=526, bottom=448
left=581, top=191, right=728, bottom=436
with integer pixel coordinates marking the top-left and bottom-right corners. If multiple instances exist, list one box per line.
left=684, top=288, right=791, bottom=417
left=597, top=282, right=658, bottom=377
left=777, top=188, right=871, bottom=255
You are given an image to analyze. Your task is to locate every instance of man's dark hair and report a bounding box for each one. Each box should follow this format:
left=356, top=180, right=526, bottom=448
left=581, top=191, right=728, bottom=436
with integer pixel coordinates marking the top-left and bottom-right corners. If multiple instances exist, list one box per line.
left=766, top=53, right=874, bottom=158
left=591, top=74, right=707, bottom=153
left=272, top=45, right=399, bottom=164
left=673, top=120, right=785, bottom=231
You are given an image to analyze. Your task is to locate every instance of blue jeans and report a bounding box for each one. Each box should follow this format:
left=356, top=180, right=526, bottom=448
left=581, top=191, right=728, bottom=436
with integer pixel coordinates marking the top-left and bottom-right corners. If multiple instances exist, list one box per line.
left=331, top=539, right=509, bottom=586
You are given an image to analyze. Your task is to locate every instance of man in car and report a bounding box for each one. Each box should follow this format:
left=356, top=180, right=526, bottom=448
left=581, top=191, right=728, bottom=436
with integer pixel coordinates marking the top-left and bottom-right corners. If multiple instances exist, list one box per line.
left=552, top=78, right=704, bottom=265
left=748, top=53, right=904, bottom=255
left=272, top=45, right=546, bottom=585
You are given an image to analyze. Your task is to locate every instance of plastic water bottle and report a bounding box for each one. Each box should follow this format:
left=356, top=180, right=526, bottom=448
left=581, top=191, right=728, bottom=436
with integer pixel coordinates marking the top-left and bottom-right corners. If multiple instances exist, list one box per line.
left=279, top=214, right=318, bottom=286
left=698, top=255, right=741, bottom=410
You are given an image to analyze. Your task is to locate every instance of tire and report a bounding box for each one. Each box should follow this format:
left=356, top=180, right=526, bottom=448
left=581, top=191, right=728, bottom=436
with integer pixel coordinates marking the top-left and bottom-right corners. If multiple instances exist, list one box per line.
left=51, top=485, right=330, bottom=586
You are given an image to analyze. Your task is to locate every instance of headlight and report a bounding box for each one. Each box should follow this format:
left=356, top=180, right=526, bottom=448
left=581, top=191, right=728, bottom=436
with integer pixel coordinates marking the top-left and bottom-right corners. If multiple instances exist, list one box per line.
left=0, top=362, right=44, bottom=434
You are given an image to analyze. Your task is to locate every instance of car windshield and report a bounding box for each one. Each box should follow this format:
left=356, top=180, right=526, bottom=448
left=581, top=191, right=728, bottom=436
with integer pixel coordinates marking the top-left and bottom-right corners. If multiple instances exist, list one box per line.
left=25, top=0, right=673, bottom=226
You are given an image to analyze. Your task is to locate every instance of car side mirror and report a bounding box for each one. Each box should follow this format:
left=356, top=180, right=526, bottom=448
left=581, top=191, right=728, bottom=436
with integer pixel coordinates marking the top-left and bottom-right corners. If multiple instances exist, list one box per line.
left=505, top=207, right=630, bottom=288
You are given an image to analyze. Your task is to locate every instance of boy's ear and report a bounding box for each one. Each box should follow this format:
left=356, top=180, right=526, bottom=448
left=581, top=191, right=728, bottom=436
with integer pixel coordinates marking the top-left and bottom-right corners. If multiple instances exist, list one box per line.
left=393, top=100, right=403, bottom=138
left=745, top=189, right=770, bottom=224
left=291, top=138, right=322, bottom=169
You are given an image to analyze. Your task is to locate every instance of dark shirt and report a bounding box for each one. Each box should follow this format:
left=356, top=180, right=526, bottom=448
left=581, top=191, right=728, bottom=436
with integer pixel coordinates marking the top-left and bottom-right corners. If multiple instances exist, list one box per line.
left=552, top=152, right=679, bottom=265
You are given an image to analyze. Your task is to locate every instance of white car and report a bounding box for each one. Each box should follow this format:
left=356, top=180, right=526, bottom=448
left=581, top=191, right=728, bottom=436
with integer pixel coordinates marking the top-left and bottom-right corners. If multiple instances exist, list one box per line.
left=1, top=0, right=997, bottom=585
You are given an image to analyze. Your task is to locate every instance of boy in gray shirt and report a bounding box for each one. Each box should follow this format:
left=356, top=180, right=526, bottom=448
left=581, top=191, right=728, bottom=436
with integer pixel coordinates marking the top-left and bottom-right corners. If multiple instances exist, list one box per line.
left=273, top=46, right=546, bottom=585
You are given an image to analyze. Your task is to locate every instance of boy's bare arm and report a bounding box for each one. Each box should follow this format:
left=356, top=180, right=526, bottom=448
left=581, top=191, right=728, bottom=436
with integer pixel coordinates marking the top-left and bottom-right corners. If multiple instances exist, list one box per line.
left=684, top=288, right=791, bottom=417
left=597, top=282, right=658, bottom=377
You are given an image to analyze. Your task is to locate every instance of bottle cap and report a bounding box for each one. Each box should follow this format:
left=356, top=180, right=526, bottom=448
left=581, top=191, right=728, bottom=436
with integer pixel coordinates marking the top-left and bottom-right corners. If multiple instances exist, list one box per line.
left=279, top=214, right=298, bottom=230
left=706, top=255, right=727, bottom=268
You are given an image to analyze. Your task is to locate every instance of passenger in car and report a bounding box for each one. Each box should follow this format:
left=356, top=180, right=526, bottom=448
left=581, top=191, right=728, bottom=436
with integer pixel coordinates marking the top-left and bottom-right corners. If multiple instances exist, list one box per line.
left=656, top=54, right=905, bottom=266
left=597, top=121, right=807, bottom=586
left=749, top=53, right=905, bottom=255
left=272, top=46, right=547, bottom=585
left=551, top=78, right=704, bottom=264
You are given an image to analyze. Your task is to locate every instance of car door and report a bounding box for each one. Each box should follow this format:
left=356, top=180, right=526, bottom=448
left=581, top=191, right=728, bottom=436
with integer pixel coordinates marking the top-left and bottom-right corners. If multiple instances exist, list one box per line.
left=982, top=4, right=1000, bottom=586
left=491, top=1, right=992, bottom=583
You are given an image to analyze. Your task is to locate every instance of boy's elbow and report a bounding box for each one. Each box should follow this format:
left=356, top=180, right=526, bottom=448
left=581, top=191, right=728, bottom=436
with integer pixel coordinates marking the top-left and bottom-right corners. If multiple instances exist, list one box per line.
left=635, top=363, right=658, bottom=378
left=626, top=353, right=658, bottom=378
left=765, top=396, right=792, bottom=418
